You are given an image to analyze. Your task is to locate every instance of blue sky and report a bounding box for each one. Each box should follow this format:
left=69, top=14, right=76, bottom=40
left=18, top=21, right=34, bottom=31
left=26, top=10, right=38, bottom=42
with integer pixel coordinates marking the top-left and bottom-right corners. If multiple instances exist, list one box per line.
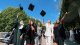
left=0, top=0, right=61, bottom=23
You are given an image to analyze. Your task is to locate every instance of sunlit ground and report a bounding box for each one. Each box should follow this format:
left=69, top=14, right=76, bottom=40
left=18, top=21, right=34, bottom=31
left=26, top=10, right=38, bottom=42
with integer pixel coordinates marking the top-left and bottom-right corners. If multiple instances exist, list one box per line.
left=0, top=37, right=79, bottom=45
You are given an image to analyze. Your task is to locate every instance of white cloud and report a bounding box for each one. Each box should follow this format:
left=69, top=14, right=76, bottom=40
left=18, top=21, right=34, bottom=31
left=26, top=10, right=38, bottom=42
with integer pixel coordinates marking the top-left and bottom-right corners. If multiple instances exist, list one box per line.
left=54, top=0, right=56, bottom=2
left=58, top=13, right=60, bottom=14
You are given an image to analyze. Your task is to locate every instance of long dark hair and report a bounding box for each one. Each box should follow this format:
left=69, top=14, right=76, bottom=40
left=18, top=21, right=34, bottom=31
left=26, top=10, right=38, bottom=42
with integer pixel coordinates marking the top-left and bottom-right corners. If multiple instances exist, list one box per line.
left=31, top=21, right=35, bottom=27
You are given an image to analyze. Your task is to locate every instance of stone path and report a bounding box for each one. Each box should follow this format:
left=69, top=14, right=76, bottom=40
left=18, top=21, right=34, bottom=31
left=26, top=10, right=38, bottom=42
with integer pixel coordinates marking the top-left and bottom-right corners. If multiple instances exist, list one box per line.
left=0, top=38, right=79, bottom=45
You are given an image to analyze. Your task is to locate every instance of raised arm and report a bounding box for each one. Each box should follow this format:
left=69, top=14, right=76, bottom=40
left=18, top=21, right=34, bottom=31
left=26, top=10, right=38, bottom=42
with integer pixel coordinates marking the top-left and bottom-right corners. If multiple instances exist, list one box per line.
left=60, top=12, right=70, bottom=25
left=42, top=18, right=46, bottom=26
left=28, top=17, right=31, bottom=24
left=10, top=13, right=19, bottom=31
left=33, top=17, right=37, bottom=26
left=15, top=13, right=19, bottom=23
left=33, top=17, right=37, bottom=32
left=9, top=23, right=17, bottom=31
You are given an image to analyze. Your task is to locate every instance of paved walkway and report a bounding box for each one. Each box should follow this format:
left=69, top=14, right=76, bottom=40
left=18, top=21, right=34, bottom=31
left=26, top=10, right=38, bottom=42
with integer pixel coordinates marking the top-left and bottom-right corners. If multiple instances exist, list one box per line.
left=0, top=38, right=79, bottom=45
left=64, top=38, right=79, bottom=45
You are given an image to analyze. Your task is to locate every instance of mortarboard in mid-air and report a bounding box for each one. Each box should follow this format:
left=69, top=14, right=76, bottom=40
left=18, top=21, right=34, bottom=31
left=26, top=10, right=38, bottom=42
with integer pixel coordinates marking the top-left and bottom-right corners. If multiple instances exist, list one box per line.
left=28, top=3, right=35, bottom=11
left=40, top=10, right=46, bottom=17
left=19, top=4, right=23, bottom=10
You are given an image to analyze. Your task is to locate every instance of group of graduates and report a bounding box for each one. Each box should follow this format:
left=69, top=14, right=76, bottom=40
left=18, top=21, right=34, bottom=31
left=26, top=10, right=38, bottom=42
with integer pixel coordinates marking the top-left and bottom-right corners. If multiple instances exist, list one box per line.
left=6, top=12, right=69, bottom=45
left=69, top=27, right=80, bottom=44
left=7, top=13, right=40, bottom=45
left=73, top=27, right=80, bottom=44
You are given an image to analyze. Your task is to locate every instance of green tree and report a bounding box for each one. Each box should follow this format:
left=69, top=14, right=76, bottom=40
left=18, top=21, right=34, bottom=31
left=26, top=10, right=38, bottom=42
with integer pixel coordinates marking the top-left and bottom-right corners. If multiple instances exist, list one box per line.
left=53, top=22, right=57, bottom=25
left=0, top=7, right=28, bottom=32
left=0, top=7, right=44, bottom=32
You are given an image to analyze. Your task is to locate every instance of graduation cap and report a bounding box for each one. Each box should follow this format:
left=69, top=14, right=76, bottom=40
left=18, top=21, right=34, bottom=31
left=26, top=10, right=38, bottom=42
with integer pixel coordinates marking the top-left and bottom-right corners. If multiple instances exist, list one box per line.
left=19, top=4, right=23, bottom=10
left=40, top=10, right=46, bottom=17
left=28, top=3, right=35, bottom=11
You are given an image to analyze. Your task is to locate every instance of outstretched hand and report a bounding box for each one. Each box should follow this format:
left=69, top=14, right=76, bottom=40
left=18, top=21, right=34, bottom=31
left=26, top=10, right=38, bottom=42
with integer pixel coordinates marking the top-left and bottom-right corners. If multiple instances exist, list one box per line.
left=65, top=12, right=70, bottom=15
left=17, top=13, right=19, bottom=18
left=60, top=12, right=70, bottom=25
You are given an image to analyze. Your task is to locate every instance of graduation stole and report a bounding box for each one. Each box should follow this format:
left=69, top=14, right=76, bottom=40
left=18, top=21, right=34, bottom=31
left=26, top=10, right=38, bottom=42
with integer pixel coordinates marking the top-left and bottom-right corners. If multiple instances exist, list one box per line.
left=19, top=24, right=24, bottom=29
left=31, top=25, right=34, bottom=41
left=54, top=24, right=59, bottom=27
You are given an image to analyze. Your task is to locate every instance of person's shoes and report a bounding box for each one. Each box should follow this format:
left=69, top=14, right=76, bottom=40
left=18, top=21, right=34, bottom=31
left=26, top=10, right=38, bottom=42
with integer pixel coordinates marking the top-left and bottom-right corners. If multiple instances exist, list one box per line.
left=39, top=44, right=41, bottom=45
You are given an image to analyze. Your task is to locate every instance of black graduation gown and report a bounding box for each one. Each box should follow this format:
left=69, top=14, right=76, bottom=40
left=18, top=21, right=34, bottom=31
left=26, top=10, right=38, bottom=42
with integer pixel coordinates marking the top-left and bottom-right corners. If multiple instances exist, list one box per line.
left=18, top=25, right=26, bottom=45
left=9, top=17, right=26, bottom=45
left=26, top=24, right=38, bottom=44
left=8, top=23, right=17, bottom=44
left=53, top=24, right=66, bottom=45
left=9, top=23, right=26, bottom=45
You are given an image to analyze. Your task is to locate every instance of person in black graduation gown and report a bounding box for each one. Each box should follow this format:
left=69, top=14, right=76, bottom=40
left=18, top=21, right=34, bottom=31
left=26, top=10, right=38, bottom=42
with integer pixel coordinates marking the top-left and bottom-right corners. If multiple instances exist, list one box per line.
left=78, top=29, right=80, bottom=44
left=26, top=18, right=37, bottom=45
left=25, top=19, right=31, bottom=45
left=74, top=27, right=79, bottom=43
left=9, top=13, right=26, bottom=45
left=53, top=12, right=69, bottom=45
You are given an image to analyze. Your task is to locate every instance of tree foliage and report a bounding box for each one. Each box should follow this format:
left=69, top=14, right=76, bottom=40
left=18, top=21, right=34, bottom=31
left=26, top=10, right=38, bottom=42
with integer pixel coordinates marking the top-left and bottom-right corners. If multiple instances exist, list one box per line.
left=59, top=0, right=80, bottom=31
left=0, top=7, right=46, bottom=32
left=53, top=22, right=57, bottom=25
